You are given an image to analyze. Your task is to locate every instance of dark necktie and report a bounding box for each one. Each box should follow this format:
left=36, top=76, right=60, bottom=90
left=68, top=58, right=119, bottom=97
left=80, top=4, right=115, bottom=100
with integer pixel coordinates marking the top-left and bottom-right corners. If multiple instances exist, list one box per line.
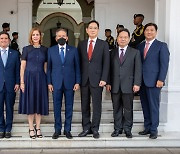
left=119, top=49, right=124, bottom=64
left=60, top=47, right=64, bottom=64
left=88, top=40, right=93, bottom=60
left=1, top=49, right=8, bottom=66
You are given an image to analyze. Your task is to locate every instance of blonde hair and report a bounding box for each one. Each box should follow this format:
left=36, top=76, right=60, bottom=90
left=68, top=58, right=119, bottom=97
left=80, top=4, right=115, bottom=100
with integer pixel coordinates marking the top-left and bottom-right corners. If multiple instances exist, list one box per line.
left=28, top=27, right=42, bottom=45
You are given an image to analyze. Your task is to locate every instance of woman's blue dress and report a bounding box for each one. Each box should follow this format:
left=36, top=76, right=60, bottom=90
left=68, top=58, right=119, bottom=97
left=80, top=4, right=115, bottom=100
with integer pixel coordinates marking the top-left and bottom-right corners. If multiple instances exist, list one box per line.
left=19, top=45, right=49, bottom=115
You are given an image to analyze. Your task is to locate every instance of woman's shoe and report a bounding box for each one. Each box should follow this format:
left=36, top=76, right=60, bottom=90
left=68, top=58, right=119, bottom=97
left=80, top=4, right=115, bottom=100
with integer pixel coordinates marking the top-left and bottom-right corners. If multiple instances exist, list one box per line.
left=29, top=129, right=36, bottom=139
left=34, top=125, right=43, bottom=138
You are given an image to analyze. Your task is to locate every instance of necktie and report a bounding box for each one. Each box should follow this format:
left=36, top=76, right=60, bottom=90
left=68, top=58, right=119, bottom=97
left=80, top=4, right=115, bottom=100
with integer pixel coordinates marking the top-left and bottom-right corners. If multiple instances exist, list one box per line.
left=88, top=40, right=93, bottom=60
left=144, top=42, right=150, bottom=58
left=60, top=47, right=65, bottom=64
left=1, top=49, right=7, bottom=66
left=119, top=49, right=124, bottom=64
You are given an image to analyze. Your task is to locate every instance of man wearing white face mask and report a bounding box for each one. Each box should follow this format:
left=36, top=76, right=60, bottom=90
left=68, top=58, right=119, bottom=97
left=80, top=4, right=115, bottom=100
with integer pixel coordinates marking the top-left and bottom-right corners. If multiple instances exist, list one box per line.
left=47, top=28, right=81, bottom=139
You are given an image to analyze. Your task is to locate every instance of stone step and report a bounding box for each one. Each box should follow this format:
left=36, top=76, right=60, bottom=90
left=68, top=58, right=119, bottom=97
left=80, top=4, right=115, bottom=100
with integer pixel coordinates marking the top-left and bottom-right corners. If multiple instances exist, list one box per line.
left=14, top=99, right=142, bottom=111
left=13, top=110, right=144, bottom=123
left=15, top=89, right=112, bottom=101
left=1, top=131, right=178, bottom=149
left=11, top=123, right=165, bottom=133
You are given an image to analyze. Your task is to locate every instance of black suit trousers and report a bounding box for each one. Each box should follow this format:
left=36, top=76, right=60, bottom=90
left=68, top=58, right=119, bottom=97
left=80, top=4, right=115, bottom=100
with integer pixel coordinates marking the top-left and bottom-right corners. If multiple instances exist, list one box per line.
left=80, top=81, right=103, bottom=132
left=111, top=90, right=134, bottom=132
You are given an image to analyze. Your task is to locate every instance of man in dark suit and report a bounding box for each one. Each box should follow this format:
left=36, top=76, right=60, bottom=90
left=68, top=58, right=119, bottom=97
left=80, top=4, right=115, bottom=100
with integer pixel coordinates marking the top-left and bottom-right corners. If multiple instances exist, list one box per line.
left=138, top=23, right=169, bottom=139
left=78, top=20, right=110, bottom=139
left=0, top=31, right=20, bottom=138
left=47, top=28, right=81, bottom=139
left=106, top=28, right=142, bottom=138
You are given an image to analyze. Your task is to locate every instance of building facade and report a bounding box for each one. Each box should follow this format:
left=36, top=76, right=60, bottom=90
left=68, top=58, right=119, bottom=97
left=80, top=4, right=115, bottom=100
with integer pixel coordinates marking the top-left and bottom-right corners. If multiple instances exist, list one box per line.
left=0, top=0, right=180, bottom=132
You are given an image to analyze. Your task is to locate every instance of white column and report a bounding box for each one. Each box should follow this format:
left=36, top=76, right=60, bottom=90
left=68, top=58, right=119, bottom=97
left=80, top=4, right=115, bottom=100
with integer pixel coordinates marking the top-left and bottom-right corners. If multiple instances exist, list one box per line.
left=17, top=0, right=32, bottom=53
left=94, top=0, right=108, bottom=40
left=95, top=0, right=155, bottom=40
left=154, top=0, right=168, bottom=130
left=156, top=0, right=180, bottom=131
left=166, top=0, right=180, bottom=131
left=74, top=33, right=80, bottom=47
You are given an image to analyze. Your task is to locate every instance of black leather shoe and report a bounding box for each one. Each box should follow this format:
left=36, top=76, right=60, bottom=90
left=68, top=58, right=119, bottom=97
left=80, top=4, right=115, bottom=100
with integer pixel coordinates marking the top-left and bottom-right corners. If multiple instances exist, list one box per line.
left=78, top=129, right=91, bottom=137
left=52, top=132, right=61, bottom=139
left=64, top=131, right=73, bottom=139
left=149, top=133, right=157, bottom=139
left=138, top=130, right=150, bottom=135
left=5, top=132, right=11, bottom=138
left=93, top=131, right=100, bottom=139
left=0, top=132, right=4, bottom=139
left=125, top=132, right=132, bottom=138
left=111, top=130, right=122, bottom=137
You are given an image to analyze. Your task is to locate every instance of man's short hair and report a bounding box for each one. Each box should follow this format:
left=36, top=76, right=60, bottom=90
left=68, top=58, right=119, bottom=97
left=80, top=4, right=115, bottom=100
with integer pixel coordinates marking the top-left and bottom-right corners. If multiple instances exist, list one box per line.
left=144, top=23, right=158, bottom=31
left=116, top=24, right=124, bottom=29
left=87, top=20, right=99, bottom=29
left=134, top=14, right=144, bottom=19
left=12, top=32, right=18, bottom=36
left=0, top=31, right=10, bottom=39
left=118, top=28, right=130, bottom=37
left=2, top=23, right=10, bottom=28
left=105, top=29, right=111, bottom=32
left=56, top=28, right=68, bottom=36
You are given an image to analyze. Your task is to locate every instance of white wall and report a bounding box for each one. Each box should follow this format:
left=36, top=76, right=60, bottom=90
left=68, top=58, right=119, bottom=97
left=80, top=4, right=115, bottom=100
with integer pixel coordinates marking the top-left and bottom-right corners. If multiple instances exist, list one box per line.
left=37, top=8, right=82, bottom=25
left=0, top=0, right=32, bottom=52
left=163, top=0, right=180, bottom=132
left=95, top=0, right=155, bottom=40
left=37, top=1, right=82, bottom=24
left=17, top=0, right=32, bottom=52
left=0, top=0, right=18, bottom=36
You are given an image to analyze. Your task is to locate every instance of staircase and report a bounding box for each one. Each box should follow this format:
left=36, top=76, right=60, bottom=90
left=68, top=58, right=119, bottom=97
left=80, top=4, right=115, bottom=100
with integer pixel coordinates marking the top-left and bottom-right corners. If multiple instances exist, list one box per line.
left=1, top=89, right=180, bottom=149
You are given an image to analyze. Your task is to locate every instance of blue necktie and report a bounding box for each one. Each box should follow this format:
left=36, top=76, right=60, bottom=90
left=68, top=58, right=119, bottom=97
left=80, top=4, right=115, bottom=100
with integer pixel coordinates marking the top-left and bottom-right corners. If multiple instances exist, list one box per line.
left=1, top=49, right=8, bottom=66
left=60, top=47, right=65, bottom=64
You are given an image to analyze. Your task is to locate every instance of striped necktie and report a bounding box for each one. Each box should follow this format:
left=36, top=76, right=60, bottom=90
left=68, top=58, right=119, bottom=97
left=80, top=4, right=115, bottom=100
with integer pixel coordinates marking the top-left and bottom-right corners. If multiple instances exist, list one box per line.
left=119, top=49, right=124, bottom=64
left=144, top=42, right=150, bottom=58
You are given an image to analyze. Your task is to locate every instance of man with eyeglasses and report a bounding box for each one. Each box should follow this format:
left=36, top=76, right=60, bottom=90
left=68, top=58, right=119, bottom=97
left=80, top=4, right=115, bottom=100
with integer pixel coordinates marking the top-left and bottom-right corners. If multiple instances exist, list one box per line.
left=78, top=20, right=110, bottom=139
left=106, top=28, right=141, bottom=138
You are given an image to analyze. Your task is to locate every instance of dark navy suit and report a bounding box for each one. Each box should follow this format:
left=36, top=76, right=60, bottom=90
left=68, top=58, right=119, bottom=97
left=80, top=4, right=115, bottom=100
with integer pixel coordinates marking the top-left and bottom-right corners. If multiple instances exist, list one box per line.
left=138, top=39, right=169, bottom=134
left=0, top=48, right=20, bottom=132
left=47, top=44, right=81, bottom=133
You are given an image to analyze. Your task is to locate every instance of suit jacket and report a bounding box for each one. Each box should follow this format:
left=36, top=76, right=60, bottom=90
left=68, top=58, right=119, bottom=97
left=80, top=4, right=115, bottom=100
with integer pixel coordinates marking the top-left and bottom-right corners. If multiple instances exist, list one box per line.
left=109, top=46, right=142, bottom=93
left=138, top=39, right=170, bottom=87
left=78, top=38, right=110, bottom=87
left=47, top=44, right=81, bottom=90
left=0, top=48, right=20, bottom=92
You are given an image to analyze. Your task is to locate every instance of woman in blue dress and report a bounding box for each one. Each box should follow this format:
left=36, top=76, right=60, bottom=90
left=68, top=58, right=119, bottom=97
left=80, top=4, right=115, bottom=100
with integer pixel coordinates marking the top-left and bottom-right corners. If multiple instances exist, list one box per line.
left=19, top=27, right=48, bottom=139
